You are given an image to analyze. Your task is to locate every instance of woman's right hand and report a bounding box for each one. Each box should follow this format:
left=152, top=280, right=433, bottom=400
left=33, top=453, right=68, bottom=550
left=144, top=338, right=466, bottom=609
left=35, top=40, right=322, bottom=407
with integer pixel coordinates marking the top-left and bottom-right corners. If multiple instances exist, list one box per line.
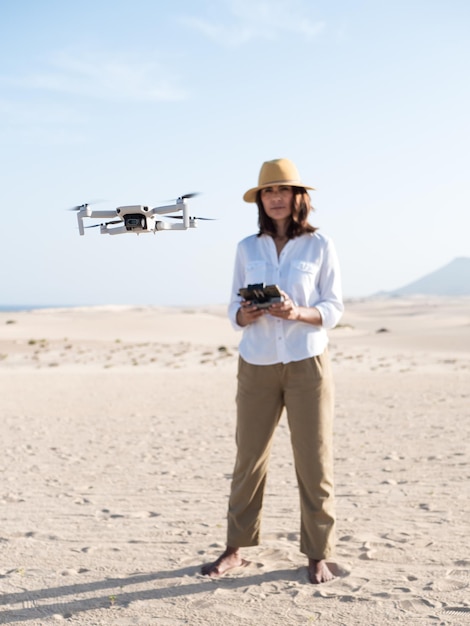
left=236, top=301, right=266, bottom=327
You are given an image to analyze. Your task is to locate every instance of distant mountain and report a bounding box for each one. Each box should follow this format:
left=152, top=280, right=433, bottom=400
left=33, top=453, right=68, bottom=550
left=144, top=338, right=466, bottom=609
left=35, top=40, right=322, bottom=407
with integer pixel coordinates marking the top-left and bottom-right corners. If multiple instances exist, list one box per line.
left=388, top=257, right=470, bottom=297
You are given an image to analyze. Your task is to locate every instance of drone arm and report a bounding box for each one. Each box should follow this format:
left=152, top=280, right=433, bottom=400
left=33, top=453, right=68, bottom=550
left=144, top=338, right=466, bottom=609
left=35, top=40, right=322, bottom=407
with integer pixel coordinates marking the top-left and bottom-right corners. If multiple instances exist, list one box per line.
left=77, top=213, right=85, bottom=236
left=150, top=199, right=189, bottom=229
left=101, top=224, right=128, bottom=235
left=150, top=203, right=181, bottom=215
left=86, top=210, right=119, bottom=219
left=76, top=207, right=120, bottom=236
left=155, top=221, right=187, bottom=231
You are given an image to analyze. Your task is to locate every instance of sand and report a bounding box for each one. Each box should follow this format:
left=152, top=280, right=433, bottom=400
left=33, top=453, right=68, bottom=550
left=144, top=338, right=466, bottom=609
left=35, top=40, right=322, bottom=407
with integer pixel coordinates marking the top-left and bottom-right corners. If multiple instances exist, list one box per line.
left=0, top=297, right=469, bottom=625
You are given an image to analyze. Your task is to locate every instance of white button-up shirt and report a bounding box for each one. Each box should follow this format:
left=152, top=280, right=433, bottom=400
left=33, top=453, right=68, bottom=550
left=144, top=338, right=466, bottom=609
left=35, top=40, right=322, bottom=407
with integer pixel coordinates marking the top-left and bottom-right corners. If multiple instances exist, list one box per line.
left=228, top=232, right=344, bottom=365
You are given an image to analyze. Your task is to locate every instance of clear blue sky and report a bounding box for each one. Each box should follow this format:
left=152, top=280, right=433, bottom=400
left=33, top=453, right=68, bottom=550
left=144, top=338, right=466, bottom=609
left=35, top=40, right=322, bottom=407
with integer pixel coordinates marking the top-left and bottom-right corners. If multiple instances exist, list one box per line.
left=1, top=0, right=469, bottom=306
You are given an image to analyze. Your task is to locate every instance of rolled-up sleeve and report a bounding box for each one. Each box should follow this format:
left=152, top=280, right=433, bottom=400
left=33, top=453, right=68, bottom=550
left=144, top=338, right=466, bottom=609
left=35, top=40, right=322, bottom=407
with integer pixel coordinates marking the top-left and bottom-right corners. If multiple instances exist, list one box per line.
left=227, top=242, right=245, bottom=331
left=314, top=238, right=344, bottom=329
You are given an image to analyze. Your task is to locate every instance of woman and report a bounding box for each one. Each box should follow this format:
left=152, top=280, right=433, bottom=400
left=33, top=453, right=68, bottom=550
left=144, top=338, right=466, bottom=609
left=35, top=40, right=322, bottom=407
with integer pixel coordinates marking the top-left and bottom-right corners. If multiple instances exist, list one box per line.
left=201, top=158, right=343, bottom=584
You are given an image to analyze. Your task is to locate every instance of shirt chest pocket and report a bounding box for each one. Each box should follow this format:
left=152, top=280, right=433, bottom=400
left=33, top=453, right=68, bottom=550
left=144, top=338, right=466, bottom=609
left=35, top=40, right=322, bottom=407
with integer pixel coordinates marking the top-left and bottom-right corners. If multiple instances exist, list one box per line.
left=244, top=260, right=267, bottom=286
left=289, top=260, right=319, bottom=291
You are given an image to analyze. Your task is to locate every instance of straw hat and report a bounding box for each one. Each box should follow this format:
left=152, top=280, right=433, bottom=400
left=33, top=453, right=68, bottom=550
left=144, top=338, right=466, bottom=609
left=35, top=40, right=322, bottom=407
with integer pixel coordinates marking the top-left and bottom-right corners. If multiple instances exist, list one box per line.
left=243, top=158, right=315, bottom=203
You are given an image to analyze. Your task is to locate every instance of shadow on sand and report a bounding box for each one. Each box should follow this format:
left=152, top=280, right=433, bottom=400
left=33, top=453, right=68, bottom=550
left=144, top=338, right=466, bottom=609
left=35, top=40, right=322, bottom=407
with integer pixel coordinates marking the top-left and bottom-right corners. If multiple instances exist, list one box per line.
left=0, top=564, right=317, bottom=622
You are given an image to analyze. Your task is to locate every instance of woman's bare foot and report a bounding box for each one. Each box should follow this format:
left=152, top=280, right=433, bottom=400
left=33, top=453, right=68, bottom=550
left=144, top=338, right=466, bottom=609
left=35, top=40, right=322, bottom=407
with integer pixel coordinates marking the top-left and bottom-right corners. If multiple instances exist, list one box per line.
left=308, top=559, right=335, bottom=584
left=201, top=546, right=246, bottom=577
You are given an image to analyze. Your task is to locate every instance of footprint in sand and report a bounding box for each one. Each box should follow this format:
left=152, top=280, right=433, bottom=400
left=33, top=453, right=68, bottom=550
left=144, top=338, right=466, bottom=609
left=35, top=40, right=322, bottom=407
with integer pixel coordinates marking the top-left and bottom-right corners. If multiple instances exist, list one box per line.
left=398, top=597, right=441, bottom=614
left=429, top=569, right=470, bottom=591
left=60, top=567, right=89, bottom=576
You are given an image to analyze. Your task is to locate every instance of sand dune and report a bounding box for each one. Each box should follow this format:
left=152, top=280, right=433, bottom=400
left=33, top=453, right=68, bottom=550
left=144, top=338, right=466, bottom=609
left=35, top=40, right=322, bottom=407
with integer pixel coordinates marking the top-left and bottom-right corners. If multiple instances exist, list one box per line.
left=0, top=297, right=469, bottom=625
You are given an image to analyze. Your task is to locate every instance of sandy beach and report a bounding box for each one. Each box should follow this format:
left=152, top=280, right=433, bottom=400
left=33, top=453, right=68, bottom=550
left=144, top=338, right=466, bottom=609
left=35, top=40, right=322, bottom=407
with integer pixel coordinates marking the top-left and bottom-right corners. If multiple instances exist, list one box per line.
left=0, top=297, right=469, bottom=625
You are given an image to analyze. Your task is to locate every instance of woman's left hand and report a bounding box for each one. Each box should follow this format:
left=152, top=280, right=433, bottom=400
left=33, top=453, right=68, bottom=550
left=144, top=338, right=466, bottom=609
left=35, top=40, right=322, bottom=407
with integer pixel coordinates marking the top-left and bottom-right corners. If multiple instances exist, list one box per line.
left=268, top=290, right=299, bottom=321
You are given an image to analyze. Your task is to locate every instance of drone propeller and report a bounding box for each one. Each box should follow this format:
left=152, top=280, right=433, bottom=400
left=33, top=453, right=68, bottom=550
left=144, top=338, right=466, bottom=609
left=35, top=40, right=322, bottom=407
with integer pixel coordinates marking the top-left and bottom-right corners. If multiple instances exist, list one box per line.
left=167, top=215, right=215, bottom=221
left=148, top=193, right=197, bottom=212
left=150, top=192, right=201, bottom=208
left=177, top=192, right=199, bottom=200
left=68, top=199, right=102, bottom=211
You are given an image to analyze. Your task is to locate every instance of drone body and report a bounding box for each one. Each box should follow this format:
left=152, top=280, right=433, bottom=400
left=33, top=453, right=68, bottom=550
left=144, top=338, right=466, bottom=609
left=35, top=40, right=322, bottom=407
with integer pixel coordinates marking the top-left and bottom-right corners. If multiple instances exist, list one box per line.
left=73, top=194, right=208, bottom=236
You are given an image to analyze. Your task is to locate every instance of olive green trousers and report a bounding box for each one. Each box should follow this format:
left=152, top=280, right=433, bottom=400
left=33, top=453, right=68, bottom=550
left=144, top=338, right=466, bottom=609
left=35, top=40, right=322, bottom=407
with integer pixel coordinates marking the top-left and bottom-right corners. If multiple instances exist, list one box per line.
left=227, top=351, right=336, bottom=560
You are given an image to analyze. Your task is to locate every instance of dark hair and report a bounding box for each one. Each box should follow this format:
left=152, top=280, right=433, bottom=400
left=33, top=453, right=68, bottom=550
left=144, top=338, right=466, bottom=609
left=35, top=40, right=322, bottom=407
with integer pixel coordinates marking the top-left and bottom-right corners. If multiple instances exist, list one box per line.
left=256, top=187, right=317, bottom=239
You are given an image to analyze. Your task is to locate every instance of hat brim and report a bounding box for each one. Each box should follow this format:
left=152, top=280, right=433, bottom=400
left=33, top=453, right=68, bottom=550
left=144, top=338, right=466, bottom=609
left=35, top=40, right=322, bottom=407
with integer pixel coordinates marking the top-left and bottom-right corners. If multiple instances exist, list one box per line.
left=243, top=182, right=315, bottom=203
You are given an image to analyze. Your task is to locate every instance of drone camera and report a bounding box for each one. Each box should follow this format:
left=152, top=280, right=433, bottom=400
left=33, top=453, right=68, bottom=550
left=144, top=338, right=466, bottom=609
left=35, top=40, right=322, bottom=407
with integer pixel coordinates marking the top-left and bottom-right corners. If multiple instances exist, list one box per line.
left=124, top=213, right=147, bottom=231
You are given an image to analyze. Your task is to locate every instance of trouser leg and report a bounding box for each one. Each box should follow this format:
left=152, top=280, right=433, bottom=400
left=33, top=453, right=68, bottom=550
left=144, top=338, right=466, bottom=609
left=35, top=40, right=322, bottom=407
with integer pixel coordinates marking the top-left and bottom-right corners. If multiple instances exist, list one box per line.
left=284, top=352, right=336, bottom=560
left=227, top=358, right=283, bottom=547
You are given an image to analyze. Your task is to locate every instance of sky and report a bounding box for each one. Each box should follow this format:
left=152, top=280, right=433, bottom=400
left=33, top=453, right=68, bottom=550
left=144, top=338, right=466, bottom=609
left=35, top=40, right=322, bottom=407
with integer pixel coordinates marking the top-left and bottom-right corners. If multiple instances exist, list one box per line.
left=1, top=0, right=469, bottom=306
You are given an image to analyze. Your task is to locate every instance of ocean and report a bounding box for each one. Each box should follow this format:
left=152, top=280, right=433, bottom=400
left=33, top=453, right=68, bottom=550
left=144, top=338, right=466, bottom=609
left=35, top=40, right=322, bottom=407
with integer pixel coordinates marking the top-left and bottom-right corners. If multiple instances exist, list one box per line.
left=0, top=305, right=70, bottom=312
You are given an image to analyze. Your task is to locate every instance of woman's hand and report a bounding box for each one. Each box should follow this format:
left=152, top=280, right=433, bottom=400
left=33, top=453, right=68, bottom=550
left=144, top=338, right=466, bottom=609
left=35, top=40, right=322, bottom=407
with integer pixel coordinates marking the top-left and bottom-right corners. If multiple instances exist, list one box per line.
left=269, top=291, right=323, bottom=326
left=267, top=290, right=299, bottom=321
left=236, top=301, right=266, bottom=327
left=237, top=292, right=322, bottom=327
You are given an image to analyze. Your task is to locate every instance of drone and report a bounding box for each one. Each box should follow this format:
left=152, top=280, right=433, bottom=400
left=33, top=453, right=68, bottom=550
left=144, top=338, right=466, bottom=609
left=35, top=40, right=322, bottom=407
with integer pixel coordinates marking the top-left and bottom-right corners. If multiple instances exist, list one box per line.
left=71, top=193, right=212, bottom=236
